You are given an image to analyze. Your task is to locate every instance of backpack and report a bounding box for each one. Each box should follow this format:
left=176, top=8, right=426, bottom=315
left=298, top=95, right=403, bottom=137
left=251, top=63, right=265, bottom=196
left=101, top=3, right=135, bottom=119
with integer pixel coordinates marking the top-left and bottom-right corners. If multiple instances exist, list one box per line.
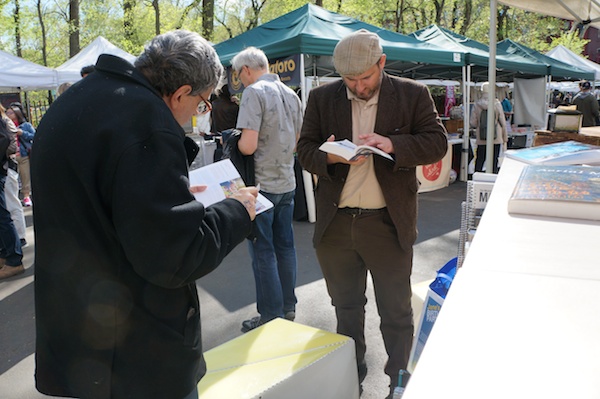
left=221, top=128, right=255, bottom=186
left=479, top=108, right=498, bottom=141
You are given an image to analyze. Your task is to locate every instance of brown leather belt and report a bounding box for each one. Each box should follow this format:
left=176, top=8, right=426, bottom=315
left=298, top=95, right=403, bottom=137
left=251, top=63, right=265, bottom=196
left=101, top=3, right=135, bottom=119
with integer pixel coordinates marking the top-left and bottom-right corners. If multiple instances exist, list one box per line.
left=338, top=207, right=386, bottom=216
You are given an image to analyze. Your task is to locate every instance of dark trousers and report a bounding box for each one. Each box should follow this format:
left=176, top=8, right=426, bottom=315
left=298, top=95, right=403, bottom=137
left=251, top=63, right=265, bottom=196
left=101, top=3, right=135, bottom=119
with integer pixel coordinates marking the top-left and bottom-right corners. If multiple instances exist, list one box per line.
left=0, top=173, right=22, bottom=266
left=475, top=143, right=501, bottom=174
left=315, top=209, right=414, bottom=380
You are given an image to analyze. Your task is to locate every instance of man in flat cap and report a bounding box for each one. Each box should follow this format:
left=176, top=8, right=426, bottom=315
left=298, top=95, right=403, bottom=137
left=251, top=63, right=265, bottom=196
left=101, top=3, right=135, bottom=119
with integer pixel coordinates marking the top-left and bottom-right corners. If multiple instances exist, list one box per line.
left=297, top=29, right=447, bottom=397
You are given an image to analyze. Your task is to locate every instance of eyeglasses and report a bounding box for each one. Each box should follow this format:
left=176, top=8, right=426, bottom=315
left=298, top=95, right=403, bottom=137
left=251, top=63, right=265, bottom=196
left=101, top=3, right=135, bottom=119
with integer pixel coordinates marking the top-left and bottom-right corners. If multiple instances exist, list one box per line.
left=198, top=93, right=212, bottom=114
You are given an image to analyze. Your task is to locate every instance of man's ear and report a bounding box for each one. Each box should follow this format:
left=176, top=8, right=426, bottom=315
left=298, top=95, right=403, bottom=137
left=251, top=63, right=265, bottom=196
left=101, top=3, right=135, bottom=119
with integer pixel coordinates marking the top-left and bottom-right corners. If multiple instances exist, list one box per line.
left=163, top=85, right=193, bottom=111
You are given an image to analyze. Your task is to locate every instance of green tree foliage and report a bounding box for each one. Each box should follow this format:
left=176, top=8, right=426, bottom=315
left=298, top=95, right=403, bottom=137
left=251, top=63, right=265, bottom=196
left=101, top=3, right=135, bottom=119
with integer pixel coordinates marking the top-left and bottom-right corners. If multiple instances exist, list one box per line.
left=0, top=0, right=594, bottom=79
left=548, top=31, right=589, bottom=56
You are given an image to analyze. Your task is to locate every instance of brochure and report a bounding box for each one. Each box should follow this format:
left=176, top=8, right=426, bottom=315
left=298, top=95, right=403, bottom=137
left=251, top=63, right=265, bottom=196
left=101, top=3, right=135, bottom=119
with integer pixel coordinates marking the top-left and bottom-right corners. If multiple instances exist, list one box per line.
left=189, top=159, right=273, bottom=214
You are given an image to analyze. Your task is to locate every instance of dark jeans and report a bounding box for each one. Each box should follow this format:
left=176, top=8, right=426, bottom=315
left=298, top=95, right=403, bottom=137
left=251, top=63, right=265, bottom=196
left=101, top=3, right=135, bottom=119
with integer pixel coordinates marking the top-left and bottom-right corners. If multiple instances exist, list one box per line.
left=475, top=143, right=501, bottom=174
left=0, top=173, right=22, bottom=266
left=316, top=209, right=414, bottom=380
left=248, top=190, right=297, bottom=321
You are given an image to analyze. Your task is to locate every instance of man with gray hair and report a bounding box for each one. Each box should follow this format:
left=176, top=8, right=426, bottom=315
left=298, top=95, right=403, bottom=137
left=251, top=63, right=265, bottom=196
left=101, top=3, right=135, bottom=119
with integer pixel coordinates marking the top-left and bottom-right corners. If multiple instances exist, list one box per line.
left=297, top=29, right=447, bottom=397
left=32, top=30, right=257, bottom=399
left=231, top=47, right=303, bottom=332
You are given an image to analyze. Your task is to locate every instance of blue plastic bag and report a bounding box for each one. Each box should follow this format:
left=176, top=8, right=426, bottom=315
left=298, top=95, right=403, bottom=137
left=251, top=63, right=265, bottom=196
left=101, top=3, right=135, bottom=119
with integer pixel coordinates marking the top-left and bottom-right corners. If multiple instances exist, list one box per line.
left=429, top=257, right=457, bottom=299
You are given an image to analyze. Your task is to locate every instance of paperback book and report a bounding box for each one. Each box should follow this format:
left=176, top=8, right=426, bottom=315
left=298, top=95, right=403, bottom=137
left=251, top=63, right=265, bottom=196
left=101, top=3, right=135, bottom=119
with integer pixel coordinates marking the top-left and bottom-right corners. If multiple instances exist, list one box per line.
left=319, top=139, right=394, bottom=161
left=189, top=159, right=273, bottom=214
left=507, top=164, right=600, bottom=221
left=504, top=140, right=600, bottom=165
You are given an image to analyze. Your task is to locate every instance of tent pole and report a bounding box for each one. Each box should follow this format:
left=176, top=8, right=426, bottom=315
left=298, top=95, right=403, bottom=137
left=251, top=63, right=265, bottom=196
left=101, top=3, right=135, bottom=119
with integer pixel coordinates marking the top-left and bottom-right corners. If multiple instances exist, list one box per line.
left=486, top=0, right=497, bottom=174
left=300, top=53, right=317, bottom=223
left=460, top=65, right=470, bottom=182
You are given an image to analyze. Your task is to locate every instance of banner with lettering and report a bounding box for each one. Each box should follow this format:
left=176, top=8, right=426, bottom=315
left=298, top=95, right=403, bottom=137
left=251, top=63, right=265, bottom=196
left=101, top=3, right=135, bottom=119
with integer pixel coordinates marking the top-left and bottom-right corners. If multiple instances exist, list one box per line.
left=228, top=54, right=301, bottom=94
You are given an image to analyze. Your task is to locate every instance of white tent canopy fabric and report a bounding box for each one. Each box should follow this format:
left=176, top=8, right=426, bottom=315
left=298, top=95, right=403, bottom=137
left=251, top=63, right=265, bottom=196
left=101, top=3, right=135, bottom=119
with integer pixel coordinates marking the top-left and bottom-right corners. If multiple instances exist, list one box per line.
left=56, top=36, right=137, bottom=84
left=547, top=44, right=600, bottom=81
left=0, top=49, right=58, bottom=91
left=499, top=0, right=600, bottom=30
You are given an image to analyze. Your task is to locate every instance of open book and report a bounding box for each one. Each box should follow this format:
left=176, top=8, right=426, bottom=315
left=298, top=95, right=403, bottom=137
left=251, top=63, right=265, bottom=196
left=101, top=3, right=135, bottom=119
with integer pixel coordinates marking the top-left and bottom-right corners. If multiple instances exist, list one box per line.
left=189, top=159, right=273, bottom=214
left=504, top=140, right=600, bottom=165
left=319, top=139, right=394, bottom=161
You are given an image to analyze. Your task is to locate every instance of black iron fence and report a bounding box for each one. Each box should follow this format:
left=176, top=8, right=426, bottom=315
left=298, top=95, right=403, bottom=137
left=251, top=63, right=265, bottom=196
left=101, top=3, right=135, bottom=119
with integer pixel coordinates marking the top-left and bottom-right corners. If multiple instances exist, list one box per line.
left=29, top=100, right=51, bottom=127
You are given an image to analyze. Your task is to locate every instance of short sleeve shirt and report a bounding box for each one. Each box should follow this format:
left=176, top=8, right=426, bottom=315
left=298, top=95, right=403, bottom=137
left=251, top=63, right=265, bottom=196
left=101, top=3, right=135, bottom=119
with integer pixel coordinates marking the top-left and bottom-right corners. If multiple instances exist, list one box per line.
left=236, top=74, right=303, bottom=194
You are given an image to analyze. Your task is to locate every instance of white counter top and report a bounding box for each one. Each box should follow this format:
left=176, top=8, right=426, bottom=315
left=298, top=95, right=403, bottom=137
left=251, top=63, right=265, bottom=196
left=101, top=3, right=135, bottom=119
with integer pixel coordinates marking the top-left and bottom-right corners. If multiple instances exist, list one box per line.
left=404, top=158, right=600, bottom=399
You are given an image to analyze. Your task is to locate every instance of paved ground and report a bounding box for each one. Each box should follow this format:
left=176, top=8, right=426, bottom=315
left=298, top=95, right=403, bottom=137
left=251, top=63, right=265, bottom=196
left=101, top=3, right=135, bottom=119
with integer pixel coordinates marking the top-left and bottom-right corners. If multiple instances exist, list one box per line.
left=0, top=181, right=466, bottom=399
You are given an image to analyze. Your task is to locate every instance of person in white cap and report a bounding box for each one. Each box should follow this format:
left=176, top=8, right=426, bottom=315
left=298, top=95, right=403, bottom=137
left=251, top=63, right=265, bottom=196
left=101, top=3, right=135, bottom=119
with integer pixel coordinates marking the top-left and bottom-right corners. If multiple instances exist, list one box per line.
left=297, top=29, right=447, bottom=397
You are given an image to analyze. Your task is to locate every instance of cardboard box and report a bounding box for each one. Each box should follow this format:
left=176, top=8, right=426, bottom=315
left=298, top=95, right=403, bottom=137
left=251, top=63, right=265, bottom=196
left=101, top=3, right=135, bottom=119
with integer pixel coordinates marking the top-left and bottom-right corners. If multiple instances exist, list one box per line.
left=547, top=108, right=582, bottom=133
left=198, top=318, right=359, bottom=398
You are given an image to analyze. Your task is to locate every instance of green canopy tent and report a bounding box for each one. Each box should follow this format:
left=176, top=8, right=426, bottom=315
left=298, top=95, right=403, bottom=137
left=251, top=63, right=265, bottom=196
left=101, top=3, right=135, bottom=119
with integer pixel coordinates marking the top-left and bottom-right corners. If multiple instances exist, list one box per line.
left=214, top=4, right=464, bottom=72
left=498, top=38, right=594, bottom=81
left=409, top=25, right=552, bottom=81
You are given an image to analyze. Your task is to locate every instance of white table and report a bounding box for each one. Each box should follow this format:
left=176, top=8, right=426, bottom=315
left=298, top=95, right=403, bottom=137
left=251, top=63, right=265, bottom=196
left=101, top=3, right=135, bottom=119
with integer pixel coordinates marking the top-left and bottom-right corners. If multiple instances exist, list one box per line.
left=404, top=158, right=600, bottom=399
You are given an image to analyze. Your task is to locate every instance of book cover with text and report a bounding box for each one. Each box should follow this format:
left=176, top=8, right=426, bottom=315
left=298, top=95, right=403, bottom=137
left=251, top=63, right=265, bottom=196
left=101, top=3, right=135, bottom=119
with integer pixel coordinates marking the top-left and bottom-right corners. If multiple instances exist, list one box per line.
left=504, top=140, right=600, bottom=165
left=508, top=165, right=600, bottom=221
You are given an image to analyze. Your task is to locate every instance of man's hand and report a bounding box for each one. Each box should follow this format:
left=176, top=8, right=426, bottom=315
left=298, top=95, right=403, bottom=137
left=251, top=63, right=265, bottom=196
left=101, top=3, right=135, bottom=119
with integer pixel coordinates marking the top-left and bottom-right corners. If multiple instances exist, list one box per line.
left=359, top=132, right=394, bottom=154
left=231, top=186, right=258, bottom=221
left=189, top=185, right=207, bottom=194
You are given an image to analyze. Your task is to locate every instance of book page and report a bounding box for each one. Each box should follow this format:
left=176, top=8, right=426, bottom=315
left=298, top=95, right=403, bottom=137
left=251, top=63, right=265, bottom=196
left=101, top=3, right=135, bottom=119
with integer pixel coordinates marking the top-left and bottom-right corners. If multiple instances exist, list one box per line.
left=319, top=139, right=393, bottom=161
left=189, top=159, right=273, bottom=214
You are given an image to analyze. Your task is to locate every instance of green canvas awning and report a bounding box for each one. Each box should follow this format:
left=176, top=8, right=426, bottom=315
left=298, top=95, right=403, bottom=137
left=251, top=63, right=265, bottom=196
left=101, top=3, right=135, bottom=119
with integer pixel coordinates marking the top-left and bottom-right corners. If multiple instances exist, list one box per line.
left=214, top=4, right=464, bottom=73
left=498, top=39, right=594, bottom=81
left=409, top=25, right=552, bottom=81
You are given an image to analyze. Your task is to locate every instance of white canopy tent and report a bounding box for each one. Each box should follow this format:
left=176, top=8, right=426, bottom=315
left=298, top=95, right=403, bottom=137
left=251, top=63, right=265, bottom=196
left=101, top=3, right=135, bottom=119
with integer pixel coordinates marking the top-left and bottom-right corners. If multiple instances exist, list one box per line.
left=499, top=0, right=600, bottom=30
left=0, top=49, right=58, bottom=91
left=56, top=36, right=137, bottom=84
left=547, top=44, right=600, bottom=81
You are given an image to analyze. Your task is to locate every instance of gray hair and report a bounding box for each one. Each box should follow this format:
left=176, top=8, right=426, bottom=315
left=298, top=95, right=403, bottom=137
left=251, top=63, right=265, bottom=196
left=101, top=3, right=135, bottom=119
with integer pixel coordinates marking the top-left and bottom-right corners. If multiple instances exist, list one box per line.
left=135, top=30, right=223, bottom=96
left=231, top=47, right=269, bottom=73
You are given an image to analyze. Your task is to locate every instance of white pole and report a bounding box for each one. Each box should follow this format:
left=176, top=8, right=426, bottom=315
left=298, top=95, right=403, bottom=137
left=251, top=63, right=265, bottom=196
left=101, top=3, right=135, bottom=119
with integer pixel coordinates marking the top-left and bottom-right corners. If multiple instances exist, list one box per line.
left=300, top=54, right=317, bottom=223
left=460, top=65, right=470, bottom=181
left=486, top=0, right=498, bottom=174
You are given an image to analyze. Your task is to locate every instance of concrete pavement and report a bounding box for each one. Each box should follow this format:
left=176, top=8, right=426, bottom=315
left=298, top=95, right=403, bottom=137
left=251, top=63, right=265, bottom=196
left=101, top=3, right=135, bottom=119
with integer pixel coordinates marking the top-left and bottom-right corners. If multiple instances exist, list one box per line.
left=0, top=181, right=465, bottom=398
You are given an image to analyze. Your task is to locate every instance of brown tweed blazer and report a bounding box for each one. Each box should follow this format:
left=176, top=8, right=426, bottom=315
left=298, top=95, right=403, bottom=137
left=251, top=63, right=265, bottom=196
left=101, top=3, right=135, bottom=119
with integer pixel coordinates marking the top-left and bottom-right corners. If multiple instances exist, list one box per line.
left=297, top=73, right=448, bottom=251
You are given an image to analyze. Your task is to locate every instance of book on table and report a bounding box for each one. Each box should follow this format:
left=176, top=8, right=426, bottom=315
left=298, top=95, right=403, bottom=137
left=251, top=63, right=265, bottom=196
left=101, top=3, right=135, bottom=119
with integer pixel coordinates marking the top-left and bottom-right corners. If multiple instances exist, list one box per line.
left=504, top=140, right=600, bottom=165
left=189, top=159, right=273, bottom=214
left=507, top=164, right=600, bottom=221
left=319, top=139, right=394, bottom=161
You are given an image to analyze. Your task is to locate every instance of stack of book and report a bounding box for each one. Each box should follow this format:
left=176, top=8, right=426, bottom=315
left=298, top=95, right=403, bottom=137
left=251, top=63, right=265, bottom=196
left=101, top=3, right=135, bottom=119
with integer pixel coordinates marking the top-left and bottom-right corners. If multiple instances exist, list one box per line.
left=505, top=141, right=600, bottom=221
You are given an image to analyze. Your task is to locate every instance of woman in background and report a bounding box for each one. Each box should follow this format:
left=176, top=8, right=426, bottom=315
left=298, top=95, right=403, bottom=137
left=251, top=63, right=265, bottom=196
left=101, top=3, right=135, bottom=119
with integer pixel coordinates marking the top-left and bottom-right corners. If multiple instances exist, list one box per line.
left=5, top=105, right=34, bottom=207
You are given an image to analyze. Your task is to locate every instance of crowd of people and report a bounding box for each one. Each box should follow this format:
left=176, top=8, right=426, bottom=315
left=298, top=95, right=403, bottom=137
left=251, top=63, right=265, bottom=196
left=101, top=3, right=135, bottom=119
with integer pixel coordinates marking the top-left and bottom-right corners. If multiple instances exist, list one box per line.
left=4, top=29, right=449, bottom=399
left=0, top=101, right=35, bottom=279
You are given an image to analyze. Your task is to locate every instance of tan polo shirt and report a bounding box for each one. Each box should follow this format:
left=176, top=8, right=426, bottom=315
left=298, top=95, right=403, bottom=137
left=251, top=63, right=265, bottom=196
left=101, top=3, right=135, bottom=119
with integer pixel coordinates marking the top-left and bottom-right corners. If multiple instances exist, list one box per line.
left=338, top=88, right=386, bottom=209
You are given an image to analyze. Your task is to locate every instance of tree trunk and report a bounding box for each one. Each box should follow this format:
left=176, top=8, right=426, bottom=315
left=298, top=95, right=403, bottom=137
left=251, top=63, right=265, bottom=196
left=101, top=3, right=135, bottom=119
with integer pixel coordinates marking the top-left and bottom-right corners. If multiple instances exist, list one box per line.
left=152, top=0, right=160, bottom=35
left=124, top=0, right=136, bottom=43
left=497, top=5, right=510, bottom=41
left=36, top=0, right=53, bottom=103
left=459, top=0, right=472, bottom=36
left=433, top=0, right=445, bottom=25
left=69, top=0, right=80, bottom=57
left=202, top=0, right=214, bottom=40
left=13, top=0, right=22, bottom=57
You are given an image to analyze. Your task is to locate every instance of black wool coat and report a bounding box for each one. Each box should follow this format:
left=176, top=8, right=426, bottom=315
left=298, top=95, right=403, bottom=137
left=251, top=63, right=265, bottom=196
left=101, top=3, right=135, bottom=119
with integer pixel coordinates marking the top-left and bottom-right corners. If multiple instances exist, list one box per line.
left=32, top=55, right=252, bottom=399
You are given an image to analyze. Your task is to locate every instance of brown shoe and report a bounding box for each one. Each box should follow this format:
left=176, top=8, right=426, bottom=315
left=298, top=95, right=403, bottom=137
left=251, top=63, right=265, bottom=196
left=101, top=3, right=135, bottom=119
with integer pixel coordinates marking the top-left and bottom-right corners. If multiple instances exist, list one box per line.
left=0, top=264, right=25, bottom=280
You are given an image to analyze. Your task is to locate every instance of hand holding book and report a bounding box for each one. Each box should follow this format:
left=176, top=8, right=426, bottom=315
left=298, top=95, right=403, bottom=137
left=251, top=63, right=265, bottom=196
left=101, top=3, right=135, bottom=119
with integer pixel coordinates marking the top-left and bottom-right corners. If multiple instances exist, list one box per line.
left=319, top=136, right=394, bottom=163
left=189, top=159, right=272, bottom=217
